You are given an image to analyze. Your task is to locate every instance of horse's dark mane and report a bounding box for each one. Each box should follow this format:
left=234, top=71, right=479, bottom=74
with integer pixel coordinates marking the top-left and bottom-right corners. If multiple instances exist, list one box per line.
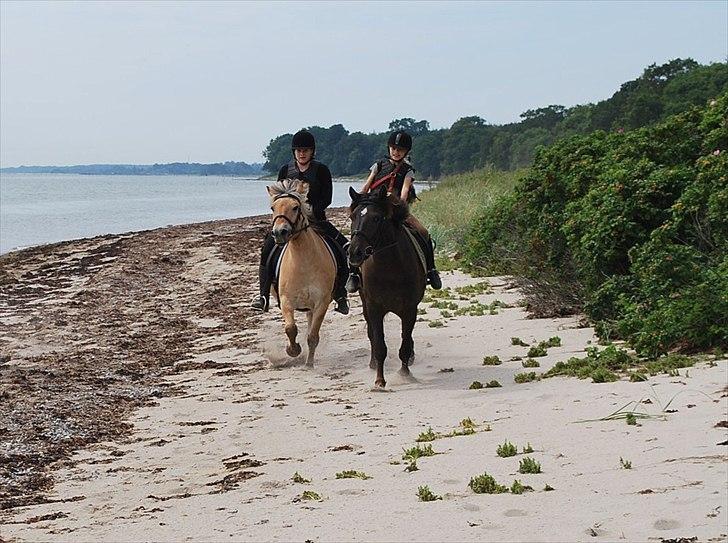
left=350, top=193, right=410, bottom=225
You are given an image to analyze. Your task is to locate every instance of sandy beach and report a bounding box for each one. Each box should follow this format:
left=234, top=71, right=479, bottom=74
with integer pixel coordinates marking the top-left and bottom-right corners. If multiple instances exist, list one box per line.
left=1, top=209, right=726, bottom=542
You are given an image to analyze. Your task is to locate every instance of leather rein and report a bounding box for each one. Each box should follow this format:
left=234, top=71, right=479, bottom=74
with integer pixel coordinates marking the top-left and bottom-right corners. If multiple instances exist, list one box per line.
left=350, top=202, right=399, bottom=258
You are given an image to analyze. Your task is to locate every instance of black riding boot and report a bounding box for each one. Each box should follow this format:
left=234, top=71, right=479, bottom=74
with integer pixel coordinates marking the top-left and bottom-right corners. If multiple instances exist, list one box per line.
left=251, top=234, right=275, bottom=311
left=332, top=243, right=350, bottom=315
left=424, top=237, right=442, bottom=290
left=346, top=268, right=361, bottom=293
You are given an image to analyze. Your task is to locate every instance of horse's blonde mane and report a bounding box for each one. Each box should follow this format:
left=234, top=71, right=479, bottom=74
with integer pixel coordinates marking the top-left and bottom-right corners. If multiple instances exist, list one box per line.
left=268, top=179, right=314, bottom=221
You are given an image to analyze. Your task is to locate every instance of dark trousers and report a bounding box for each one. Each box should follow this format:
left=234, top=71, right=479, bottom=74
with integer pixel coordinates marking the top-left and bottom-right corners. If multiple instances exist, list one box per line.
left=258, top=221, right=349, bottom=299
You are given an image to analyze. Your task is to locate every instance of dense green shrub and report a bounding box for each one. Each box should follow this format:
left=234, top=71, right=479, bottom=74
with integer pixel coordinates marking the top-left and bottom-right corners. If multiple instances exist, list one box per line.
left=465, top=93, right=728, bottom=356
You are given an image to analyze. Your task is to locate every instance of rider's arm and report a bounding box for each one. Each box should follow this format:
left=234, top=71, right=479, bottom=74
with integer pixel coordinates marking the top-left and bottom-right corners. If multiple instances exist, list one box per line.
left=360, top=169, right=376, bottom=193
left=277, top=165, right=287, bottom=181
left=319, top=165, right=333, bottom=209
left=400, top=173, right=414, bottom=202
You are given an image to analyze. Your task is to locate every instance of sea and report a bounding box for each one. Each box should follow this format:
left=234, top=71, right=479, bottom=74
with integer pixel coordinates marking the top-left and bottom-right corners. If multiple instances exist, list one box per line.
left=0, top=173, right=361, bottom=254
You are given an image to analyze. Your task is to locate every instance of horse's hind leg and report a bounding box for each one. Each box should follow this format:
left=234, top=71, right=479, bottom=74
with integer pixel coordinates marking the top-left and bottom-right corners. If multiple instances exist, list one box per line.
left=282, top=304, right=301, bottom=357
left=398, top=308, right=417, bottom=376
left=305, top=305, right=327, bottom=368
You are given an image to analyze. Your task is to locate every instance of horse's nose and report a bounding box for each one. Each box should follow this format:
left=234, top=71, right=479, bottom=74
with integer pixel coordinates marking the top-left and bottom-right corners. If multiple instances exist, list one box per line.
left=272, top=226, right=290, bottom=244
left=348, top=244, right=364, bottom=266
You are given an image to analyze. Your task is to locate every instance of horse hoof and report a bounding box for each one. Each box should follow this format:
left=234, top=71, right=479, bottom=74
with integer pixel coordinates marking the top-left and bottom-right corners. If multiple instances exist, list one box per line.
left=305, top=361, right=314, bottom=369
left=287, top=343, right=302, bottom=357
left=398, top=367, right=411, bottom=376
left=374, top=379, right=386, bottom=389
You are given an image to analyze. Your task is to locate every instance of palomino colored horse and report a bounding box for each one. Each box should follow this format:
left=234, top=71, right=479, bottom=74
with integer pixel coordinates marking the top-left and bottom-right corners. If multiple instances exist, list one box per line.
left=267, top=180, right=336, bottom=367
left=347, top=186, right=427, bottom=388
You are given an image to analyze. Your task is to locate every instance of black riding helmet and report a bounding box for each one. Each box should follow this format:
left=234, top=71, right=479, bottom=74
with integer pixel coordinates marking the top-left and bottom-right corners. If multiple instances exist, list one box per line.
left=387, top=130, right=412, bottom=152
left=292, top=130, right=316, bottom=152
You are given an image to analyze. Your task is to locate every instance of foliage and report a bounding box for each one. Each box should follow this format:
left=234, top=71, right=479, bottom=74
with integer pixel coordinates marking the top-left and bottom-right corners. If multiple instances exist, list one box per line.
left=469, top=381, right=484, bottom=390
left=482, top=355, right=502, bottom=366
left=485, top=380, right=502, bottom=388
left=466, top=91, right=728, bottom=355
left=262, top=60, right=727, bottom=178
left=468, top=473, right=509, bottom=494
left=522, top=443, right=534, bottom=454
left=300, top=490, right=322, bottom=501
left=518, top=457, right=542, bottom=474
left=417, top=485, right=442, bottom=502
left=335, top=470, right=372, bottom=480
left=403, top=444, right=436, bottom=461
left=416, top=427, right=437, bottom=442
left=514, top=372, right=538, bottom=383
left=510, top=479, right=534, bottom=494
left=292, top=472, right=310, bottom=484
left=522, top=358, right=540, bottom=368
left=511, top=337, right=529, bottom=346
left=496, top=440, right=518, bottom=458
left=620, top=457, right=633, bottom=469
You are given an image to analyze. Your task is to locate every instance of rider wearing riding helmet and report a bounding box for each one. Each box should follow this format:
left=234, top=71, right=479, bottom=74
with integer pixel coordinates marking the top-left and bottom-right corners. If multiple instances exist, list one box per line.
left=251, top=129, right=350, bottom=314
left=346, top=130, right=442, bottom=292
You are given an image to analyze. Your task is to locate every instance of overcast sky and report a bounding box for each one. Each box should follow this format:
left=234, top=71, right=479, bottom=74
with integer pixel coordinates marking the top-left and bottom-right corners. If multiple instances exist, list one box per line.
left=1, top=1, right=726, bottom=167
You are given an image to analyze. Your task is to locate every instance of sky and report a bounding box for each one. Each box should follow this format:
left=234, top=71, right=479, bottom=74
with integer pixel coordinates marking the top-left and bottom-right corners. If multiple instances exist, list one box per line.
left=0, top=1, right=726, bottom=167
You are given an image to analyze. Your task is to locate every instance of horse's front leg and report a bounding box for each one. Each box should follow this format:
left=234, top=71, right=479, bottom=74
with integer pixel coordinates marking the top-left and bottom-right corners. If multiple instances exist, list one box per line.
left=282, top=303, right=301, bottom=357
left=398, top=308, right=417, bottom=376
left=366, top=309, right=387, bottom=388
left=305, top=305, right=327, bottom=368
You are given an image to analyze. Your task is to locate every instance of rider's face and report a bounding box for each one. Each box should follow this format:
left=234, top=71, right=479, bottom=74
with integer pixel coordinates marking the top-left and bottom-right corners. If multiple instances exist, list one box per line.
left=294, top=148, right=314, bottom=165
left=388, top=145, right=407, bottom=162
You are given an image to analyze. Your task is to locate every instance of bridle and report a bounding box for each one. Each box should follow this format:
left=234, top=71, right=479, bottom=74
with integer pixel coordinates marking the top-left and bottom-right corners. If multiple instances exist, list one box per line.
left=271, top=193, right=309, bottom=243
left=350, top=201, right=399, bottom=260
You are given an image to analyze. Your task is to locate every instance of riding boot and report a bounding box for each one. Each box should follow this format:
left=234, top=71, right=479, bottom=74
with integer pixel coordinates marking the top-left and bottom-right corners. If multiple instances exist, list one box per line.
left=346, top=268, right=361, bottom=293
left=424, top=237, right=442, bottom=290
left=251, top=264, right=271, bottom=312
left=332, top=242, right=350, bottom=315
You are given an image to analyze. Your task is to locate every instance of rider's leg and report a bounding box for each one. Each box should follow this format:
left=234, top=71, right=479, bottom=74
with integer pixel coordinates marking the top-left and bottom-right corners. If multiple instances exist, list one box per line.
left=405, top=215, right=442, bottom=289
left=251, top=233, right=276, bottom=311
left=316, top=221, right=350, bottom=314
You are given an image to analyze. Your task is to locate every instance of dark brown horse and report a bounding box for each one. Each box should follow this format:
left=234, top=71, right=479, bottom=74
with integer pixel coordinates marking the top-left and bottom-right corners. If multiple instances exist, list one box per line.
left=348, top=186, right=426, bottom=388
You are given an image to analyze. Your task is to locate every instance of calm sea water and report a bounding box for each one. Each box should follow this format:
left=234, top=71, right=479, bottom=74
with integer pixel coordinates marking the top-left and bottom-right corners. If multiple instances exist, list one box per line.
left=0, top=174, right=360, bottom=254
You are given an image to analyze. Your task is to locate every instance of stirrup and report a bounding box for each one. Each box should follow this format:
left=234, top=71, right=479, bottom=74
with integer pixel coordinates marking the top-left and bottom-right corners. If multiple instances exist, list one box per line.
left=345, top=273, right=361, bottom=294
left=334, top=297, right=350, bottom=315
left=250, top=295, right=269, bottom=312
left=426, top=269, right=442, bottom=290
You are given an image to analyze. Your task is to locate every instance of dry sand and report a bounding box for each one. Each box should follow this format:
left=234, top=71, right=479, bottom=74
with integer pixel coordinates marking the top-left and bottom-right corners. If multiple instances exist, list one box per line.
left=1, top=211, right=726, bottom=542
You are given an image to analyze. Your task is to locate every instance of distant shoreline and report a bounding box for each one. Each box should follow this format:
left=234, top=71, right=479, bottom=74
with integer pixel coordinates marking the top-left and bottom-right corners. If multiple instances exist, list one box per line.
left=0, top=160, right=263, bottom=177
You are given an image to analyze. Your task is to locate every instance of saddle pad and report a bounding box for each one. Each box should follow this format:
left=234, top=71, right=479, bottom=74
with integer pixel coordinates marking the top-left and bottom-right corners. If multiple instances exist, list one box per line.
left=273, top=234, right=337, bottom=283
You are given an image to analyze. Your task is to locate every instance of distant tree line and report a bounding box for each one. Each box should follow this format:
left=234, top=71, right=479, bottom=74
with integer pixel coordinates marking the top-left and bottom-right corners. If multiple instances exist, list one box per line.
left=263, top=59, right=727, bottom=179
left=1, top=161, right=263, bottom=176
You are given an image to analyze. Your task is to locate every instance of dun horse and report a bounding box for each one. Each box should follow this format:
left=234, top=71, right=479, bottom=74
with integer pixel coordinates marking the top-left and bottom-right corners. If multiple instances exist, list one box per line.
left=348, top=186, right=426, bottom=388
left=267, top=180, right=336, bottom=367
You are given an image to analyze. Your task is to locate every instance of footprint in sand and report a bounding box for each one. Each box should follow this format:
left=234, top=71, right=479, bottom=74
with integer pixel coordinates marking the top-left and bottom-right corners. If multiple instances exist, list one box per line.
left=653, top=518, right=681, bottom=530
left=503, top=509, right=528, bottom=517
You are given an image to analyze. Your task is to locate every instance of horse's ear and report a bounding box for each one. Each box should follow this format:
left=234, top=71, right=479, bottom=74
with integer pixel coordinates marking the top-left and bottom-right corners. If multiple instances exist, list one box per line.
left=266, top=186, right=275, bottom=197
left=349, top=186, right=361, bottom=203
left=374, top=185, right=388, bottom=199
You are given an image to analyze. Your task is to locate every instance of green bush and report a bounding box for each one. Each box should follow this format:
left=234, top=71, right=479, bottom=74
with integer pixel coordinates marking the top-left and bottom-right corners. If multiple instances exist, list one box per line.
left=464, top=93, right=728, bottom=356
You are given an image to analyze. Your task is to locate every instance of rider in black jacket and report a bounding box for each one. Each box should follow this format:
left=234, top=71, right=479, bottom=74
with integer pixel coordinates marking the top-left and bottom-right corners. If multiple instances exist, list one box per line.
left=251, top=130, right=350, bottom=314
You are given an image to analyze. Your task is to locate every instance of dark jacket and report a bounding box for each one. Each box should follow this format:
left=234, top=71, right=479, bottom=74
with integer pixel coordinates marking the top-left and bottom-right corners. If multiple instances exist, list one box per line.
left=278, top=160, right=332, bottom=221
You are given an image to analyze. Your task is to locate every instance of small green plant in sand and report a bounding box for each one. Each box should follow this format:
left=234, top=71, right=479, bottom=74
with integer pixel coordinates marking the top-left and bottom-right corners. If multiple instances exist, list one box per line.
left=510, top=479, right=534, bottom=494
left=620, top=457, right=632, bottom=469
left=522, top=443, right=534, bottom=454
left=416, top=427, right=438, bottom=442
left=417, top=307, right=427, bottom=315
left=454, top=301, right=489, bottom=316
left=448, top=417, right=480, bottom=437
left=485, top=380, right=502, bottom=388
left=496, top=440, right=518, bottom=458
left=440, top=310, right=453, bottom=319
left=455, top=281, right=492, bottom=296
left=417, top=485, right=442, bottom=502
left=469, top=381, right=484, bottom=390
left=629, top=371, right=648, bottom=382
left=511, top=337, right=529, bottom=347
left=482, top=355, right=502, bottom=366
left=527, top=345, right=547, bottom=358
left=428, top=320, right=444, bottom=328
left=300, top=490, right=322, bottom=501
left=522, top=358, right=540, bottom=368
left=514, top=372, right=538, bottom=383
left=292, top=472, right=310, bottom=484
left=625, top=413, right=637, bottom=425
left=404, top=460, right=419, bottom=472
left=543, top=484, right=555, bottom=491
left=468, top=473, right=508, bottom=494
left=403, top=444, right=436, bottom=461
left=430, top=299, right=459, bottom=311
left=518, top=457, right=542, bottom=474
left=336, top=470, right=372, bottom=480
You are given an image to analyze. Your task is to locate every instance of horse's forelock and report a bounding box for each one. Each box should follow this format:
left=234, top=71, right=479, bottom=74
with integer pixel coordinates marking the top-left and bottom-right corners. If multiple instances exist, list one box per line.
left=269, top=179, right=313, bottom=220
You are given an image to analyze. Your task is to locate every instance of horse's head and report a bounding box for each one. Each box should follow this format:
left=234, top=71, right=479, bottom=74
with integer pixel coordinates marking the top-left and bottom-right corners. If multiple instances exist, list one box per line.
left=347, top=185, right=408, bottom=267
left=267, top=179, right=312, bottom=245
